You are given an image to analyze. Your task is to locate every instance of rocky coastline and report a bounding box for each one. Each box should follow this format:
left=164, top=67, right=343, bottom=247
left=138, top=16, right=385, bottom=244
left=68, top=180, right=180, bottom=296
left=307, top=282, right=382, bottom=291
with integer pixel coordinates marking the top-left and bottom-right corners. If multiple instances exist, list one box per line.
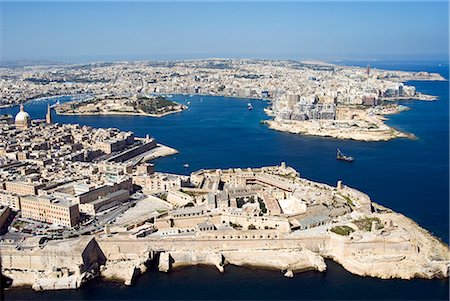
left=2, top=200, right=448, bottom=291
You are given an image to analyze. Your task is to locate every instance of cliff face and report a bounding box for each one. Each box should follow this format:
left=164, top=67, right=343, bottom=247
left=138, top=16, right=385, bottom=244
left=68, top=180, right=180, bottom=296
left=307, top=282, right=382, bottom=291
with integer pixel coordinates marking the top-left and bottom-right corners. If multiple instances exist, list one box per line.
left=156, top=249, right=326, bottom=277
left=158, top=251, right=224, bottom=273
left=222, top=249, right=326, bottom=275
left=101, top=259, right=149, bottom=286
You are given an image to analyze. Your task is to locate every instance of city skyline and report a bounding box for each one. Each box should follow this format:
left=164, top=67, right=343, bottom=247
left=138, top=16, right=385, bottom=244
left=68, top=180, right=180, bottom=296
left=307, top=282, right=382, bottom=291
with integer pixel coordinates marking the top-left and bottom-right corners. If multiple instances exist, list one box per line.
left=1, top=1, right=449, bottom=63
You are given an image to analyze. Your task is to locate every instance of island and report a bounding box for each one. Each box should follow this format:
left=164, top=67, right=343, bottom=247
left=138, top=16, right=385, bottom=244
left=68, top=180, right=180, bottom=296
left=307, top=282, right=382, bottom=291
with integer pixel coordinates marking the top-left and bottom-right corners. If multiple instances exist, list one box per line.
left=1, top=59, right=445, bottom=140
left=55, top=95, right=187, bottom=117
left=0, top=106, right=448, bottom=291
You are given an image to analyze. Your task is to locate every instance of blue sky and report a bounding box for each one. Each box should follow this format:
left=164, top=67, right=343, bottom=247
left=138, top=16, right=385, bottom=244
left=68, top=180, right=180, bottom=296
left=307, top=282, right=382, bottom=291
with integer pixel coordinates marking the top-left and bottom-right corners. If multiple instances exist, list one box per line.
left=0, top=1, right=448, bottom=62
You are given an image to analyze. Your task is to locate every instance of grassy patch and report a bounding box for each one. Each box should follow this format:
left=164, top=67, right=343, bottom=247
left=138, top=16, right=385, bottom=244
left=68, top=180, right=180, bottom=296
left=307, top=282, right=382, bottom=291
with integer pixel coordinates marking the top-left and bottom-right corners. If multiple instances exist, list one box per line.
left=257, top=197, right=267, bottom=213
left=236, top=197, right=245, bottom=208
left=354, top=217, right=383, bottom=231
left=248, top=224, right=257, bottom=230
left=136, top=96, right=179, bottom=114
left=339, top=194, right=354, bottom=207
left=330, top=225, right=355, bottom=236
left=12, top=221, right=26, bottom=229
left=229, top=222, right=242, bottom=229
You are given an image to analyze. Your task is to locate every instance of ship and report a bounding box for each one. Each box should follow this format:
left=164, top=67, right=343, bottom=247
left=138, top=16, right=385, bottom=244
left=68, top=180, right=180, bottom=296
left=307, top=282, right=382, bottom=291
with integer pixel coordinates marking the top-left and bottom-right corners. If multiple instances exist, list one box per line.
left=247, top=103, right=253, bottom=110
left=336, top=148, right=354, bottom=162
left=183, top=163, right=190, bottom=168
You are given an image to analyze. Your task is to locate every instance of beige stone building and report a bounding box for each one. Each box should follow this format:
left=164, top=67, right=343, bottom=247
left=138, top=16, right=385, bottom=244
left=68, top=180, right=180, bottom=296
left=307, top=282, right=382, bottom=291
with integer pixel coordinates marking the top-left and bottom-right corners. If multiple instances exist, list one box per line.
left=0, top=190, right=21, bottom=210
left=78, top=189, right=129, bottom=215
left=221, top=209, right=291, bottom=233
left=133, top=173, right=183, bottom=193
left=4, top=181, right=42, bottom=196
left=21, top=196, right=80, bottom=227
left=167, top=190, right=194, bottom=207
left=96, top=139, right=128, bottom=154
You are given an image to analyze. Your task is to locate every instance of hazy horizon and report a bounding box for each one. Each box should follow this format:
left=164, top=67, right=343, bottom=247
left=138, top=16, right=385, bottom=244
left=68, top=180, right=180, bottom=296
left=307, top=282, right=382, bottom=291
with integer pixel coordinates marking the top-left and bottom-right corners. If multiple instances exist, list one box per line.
left=1, top=1, right=448, bottom=63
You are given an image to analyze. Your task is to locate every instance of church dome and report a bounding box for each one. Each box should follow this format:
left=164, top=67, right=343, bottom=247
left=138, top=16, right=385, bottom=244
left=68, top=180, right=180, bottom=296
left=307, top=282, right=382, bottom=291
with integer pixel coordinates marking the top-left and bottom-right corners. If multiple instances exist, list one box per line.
left=15, top=110, right=30, bottom=123
left=15, top=104, right=31, bottom=128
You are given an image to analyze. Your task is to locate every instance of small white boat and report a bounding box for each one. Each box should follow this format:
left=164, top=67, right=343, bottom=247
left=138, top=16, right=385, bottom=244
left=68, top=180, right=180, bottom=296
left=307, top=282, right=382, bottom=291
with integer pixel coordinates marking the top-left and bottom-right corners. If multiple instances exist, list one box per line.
left=49, top=100, right=60, bottom=109
left=247, top=103, right=253, bottom=110
left=183, top=163, right=190, bottom=168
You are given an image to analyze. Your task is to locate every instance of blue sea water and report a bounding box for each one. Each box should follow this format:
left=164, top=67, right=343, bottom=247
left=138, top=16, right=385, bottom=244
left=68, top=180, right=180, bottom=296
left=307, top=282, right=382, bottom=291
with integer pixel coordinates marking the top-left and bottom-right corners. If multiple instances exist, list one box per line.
left=2, top=61, right=449, bottom=300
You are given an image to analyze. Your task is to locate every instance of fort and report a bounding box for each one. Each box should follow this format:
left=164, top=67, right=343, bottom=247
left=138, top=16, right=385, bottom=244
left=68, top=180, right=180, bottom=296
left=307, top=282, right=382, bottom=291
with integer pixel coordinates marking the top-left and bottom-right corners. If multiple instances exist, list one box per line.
left=1, top=166, right=448, bottom=290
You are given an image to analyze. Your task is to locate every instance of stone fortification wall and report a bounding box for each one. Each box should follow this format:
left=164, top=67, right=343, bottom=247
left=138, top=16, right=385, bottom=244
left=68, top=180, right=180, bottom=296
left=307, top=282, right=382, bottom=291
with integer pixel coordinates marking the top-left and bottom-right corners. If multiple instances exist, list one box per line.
left=107, top=139, right=157, bottom=163
left=98, top=233, right=312, bottom=253
left=1, top=238, right=105, bottom=273
left=1, top=237, right=106, bottom=290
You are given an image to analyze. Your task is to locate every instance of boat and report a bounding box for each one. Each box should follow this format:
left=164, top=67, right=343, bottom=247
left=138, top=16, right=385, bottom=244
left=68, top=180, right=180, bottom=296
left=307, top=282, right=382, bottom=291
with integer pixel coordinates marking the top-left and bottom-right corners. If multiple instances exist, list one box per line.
left=183, top=163, right=190, bottom=168
left=336, top=148, right=354, bottom=162
left=247, top=103, right=253, bottom=110
left=49, top=99, right=60, bottom=109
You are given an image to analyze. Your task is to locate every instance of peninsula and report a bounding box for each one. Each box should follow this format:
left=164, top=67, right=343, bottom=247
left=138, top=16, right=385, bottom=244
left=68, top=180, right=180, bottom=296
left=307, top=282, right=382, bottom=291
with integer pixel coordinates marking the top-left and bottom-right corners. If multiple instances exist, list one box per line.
left=0, top=59, right=445, bottom=140
left=263, top=104, right=414, bottom=141
left=0, top=107, right=448, bottom=291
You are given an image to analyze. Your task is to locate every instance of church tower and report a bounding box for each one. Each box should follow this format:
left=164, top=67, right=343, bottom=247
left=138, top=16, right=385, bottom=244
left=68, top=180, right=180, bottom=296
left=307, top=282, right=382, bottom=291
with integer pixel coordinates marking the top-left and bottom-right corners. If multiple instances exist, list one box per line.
left=46, top=103, right=52, bottom=124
